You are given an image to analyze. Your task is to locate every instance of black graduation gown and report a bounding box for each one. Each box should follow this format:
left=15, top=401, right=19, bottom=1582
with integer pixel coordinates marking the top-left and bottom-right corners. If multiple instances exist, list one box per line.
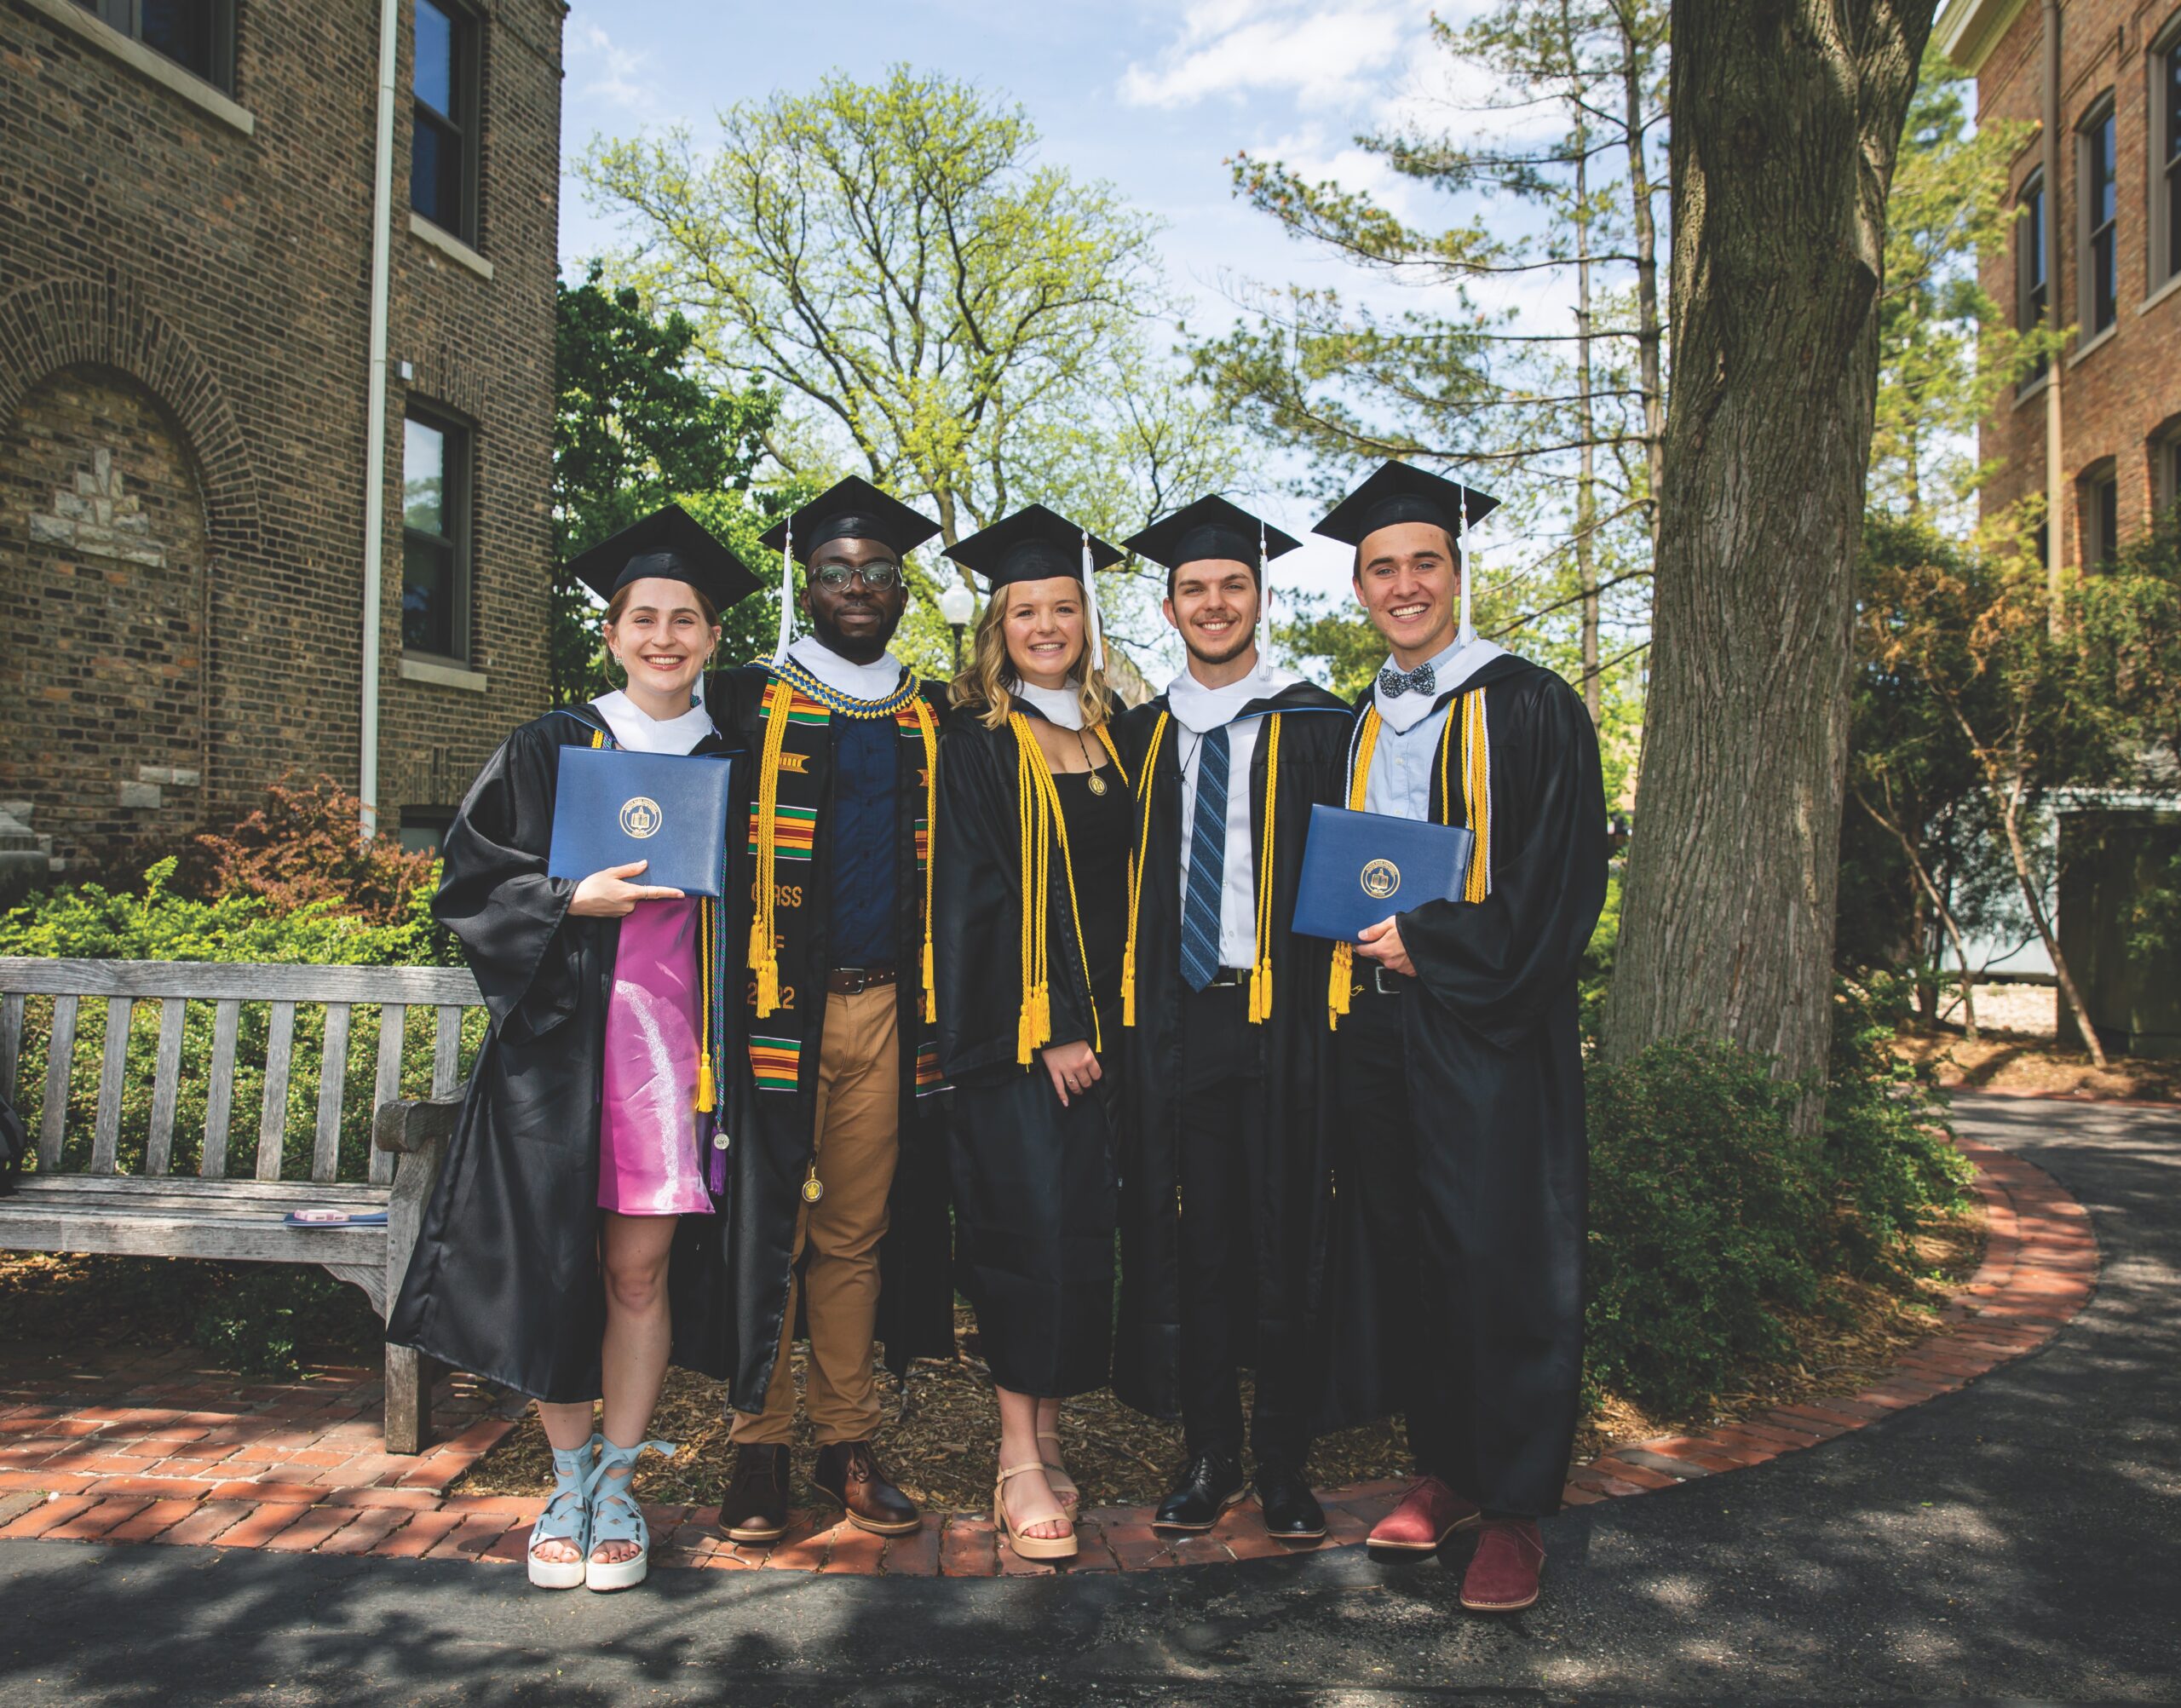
left=1331, top=653, right=1608, bottom=1513
left=668, top=664, right=955, bottom=1412
left=1108, top=680, right=1354, bottom=1423
left=387, top=704, right=731, bottom=1404
left=933, top=700, right=1126, bottom=1400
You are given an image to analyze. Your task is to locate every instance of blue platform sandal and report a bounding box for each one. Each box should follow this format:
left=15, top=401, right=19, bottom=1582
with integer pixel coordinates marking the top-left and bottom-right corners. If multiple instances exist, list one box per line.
left=527, top=1434, right=599, bottom=1590
left=585, top=1437, right=676, bottom=1591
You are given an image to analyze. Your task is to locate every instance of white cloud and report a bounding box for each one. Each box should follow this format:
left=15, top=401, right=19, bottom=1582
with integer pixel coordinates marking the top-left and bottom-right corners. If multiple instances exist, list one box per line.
left=1119, top=1, right=1414, bottom=112
left=570, top=22, right=648, bottom=109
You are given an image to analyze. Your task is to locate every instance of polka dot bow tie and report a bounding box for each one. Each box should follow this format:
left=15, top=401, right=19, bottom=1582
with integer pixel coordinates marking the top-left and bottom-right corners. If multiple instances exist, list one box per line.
left=1377, top=661, right=1436, bottom=699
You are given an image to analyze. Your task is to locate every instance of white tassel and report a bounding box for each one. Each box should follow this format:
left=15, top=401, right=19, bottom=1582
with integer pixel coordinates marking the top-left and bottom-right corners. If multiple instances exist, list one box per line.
left=1081, top=529, right=1104, bottom=672
left=774, top=519, right=795, bottom=662
left=1256, top=520, right=1271, bottom=667
left=1456, top=496, right=1475, bottom=646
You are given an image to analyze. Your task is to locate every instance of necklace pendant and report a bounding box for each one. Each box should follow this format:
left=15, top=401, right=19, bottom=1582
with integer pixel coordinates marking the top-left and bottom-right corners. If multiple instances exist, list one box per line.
left=1085, top=771, right=1108, bottom=796
left=802, top=1173, right=826, bottom=1205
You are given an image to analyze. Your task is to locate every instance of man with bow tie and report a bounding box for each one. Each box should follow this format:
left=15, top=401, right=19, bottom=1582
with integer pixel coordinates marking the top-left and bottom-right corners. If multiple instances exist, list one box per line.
left=1312, top=462, right=1607, bottom=1613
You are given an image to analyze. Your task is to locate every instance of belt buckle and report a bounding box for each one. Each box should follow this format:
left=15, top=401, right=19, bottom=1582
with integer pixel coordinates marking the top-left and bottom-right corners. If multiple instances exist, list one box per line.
left=834, top=968, right=870, bottom=995
left=1373, top=964, right=1405, bottom=997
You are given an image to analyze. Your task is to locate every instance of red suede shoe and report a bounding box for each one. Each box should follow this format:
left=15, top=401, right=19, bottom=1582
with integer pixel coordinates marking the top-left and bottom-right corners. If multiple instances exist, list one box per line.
left=1366, top=1476, right=1482, bottom=1555
left=1460, top=1516, right=1544, bottom=1611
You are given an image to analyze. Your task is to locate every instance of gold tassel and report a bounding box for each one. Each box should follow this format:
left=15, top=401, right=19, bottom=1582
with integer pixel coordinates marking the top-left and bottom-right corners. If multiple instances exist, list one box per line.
left=1119, top=713, right=1169, bottom=1028
left=749, top=677, right=794, bottom=1017
left=1246, top=715, right=1281, bottom=1025
left=912, top=695, right=941, bottom=1023
left=1328, top=943, right=1353, bottom=1030
left=696, top=896, right=716, bottom=1112
left=696, top=1055, right=716, bottom=1113
left=1332, top=708, right=1382, bottom=1030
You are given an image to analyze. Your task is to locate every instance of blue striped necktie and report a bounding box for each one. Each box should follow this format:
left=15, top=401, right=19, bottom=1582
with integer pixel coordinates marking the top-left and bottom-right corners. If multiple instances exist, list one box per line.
left=1181, top=726, right=1230, bottom=992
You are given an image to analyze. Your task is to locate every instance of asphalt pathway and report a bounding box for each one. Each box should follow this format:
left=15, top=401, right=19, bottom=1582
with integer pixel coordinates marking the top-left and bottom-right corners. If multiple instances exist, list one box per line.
left=0, top=1093, right=2173, bottom=1706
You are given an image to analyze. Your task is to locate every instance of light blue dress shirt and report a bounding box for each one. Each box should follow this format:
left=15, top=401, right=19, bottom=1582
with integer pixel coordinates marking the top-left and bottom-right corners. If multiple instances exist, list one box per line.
left=1363, top=636, right=1478, bottom=822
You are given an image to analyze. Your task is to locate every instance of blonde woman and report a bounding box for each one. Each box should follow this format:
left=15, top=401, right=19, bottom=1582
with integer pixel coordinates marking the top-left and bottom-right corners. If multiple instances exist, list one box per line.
left=932, top=505, right=1131, bottom=1563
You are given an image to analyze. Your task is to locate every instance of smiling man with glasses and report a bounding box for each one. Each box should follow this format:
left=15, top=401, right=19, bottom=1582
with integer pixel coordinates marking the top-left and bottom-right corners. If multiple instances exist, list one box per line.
left=683, top=477, right=957, bottom=1547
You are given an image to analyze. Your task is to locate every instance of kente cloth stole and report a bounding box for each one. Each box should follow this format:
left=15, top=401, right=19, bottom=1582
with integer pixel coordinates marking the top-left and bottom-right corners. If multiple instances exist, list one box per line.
left=1326, top=687, right=1493, bottom=1028
left=742, top=664, right=946, bottom=1101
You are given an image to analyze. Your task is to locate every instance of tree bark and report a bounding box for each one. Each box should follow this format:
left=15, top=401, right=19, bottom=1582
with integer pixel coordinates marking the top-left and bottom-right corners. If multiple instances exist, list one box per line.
left=1605, top=0, right=1937, bottom=1101
left=1856, top=785, right=1977, bottom=1038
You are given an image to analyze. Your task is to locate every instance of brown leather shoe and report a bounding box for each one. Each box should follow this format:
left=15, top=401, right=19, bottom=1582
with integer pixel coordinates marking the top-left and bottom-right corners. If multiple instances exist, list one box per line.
left=1367, top=1475, right=1482, bottom=1554
left=1460, top=1516, right=1545, bottom=1611
left=721, top=1443, right=791, bottom=1544
left=813, top=1440, right=922, bottom=1536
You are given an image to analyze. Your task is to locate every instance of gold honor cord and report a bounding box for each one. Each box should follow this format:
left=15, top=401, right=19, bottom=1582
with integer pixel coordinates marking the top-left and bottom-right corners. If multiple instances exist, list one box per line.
left=1006, top=713, right=1126, bottom=1065
left=910, top=694, right=940, bottom=1023
left=1119, top=712, right=1171, bottom=1028
left=749, top=677, right=796, bottom=1016
left=1328, top=709, right=1381, bottom=1031
left=1246, top=713, right=1282, bottom=1024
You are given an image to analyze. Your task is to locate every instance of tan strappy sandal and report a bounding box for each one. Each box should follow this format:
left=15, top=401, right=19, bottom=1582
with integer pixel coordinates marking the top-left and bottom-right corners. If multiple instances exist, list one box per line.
left=994, top=1461, right=1079, bottom=1561
left=1036, top=1428, right=1080, bottom=1515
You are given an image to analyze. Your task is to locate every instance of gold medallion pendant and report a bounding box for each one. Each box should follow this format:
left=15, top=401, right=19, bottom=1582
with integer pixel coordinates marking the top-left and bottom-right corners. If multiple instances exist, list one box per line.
left=801, top=1168, right=826, bottom=1205
left=1085, top=772, right=1108, bottom=797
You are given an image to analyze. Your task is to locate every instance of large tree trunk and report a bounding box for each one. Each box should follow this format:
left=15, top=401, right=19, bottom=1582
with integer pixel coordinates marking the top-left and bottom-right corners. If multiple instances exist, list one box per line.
left=1605, top=0, right=1936, bottom=1097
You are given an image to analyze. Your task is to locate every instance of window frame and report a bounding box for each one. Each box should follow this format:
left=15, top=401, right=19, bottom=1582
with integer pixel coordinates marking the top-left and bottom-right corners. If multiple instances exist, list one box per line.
left=2079, top=459, right=2121, bottom=571
left=407, top=0, right=482, bottom=248
left=400, top=405, right=474, bottom=665
left=2077, top=95, right=2120, bottom=340
left=73, top=0, right=235, bottom=95
left=2017, top=168, right=2050, bottom=382
left=2154, top=13, right=2181, bottom=294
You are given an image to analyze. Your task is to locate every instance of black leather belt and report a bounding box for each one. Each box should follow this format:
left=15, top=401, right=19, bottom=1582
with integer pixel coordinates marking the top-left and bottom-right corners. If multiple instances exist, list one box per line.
left=1370, top=965, right=1407, bottom=997
left=826, top=965, right=896, bottom=995
left=1200, top=967, right=1252, bottom=990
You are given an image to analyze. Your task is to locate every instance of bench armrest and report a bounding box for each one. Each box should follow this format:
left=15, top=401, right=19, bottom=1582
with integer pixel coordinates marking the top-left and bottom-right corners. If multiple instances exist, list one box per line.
left=375, top=1099, right=462, bottom=1156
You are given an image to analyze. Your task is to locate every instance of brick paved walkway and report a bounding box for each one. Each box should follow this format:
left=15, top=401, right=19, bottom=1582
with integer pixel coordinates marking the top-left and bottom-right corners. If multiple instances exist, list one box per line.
left=0, top=1136, right=2094, bottom=1577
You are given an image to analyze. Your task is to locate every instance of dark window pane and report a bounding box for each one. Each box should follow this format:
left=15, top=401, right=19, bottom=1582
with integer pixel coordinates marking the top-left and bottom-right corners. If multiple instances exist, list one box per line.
left=411, top=110, right=464, bottom=232
left=136, top=0, right=222, bottom=88
left=403, top=536, right=455, bottom=654
left=414, top=0, right=456, bottom=118
left=2096, top=479, right=2118, bottom=566
left=2092, top=116, right=2115, bottom=224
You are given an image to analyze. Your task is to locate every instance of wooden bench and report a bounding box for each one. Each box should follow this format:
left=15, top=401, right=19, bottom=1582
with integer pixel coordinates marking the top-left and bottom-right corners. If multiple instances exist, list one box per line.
left=0, top=957, right=481, bottom=1452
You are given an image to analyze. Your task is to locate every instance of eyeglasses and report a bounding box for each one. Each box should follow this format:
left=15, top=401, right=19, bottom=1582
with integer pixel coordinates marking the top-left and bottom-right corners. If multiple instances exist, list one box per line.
left=809, top=560, right=903, bottom=589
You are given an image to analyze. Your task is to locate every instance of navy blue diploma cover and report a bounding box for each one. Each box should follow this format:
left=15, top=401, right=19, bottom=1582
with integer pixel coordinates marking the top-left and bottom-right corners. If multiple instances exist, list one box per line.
left=1292, top=802, right=1476, bottom=940
left=546, top=746, right=734, bottom=899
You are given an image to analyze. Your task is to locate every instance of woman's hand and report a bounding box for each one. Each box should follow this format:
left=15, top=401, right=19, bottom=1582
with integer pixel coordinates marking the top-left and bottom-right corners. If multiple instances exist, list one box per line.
left=1354, top=914, right=1416, bottom=978
left=1039, top=1038, right=1102, bottom=1108
left=568, top=860, right=684, bottom=917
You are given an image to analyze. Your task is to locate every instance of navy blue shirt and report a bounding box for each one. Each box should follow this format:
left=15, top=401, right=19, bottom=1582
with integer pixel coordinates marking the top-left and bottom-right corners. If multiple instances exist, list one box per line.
left=827, top=715, right=900, bottom=968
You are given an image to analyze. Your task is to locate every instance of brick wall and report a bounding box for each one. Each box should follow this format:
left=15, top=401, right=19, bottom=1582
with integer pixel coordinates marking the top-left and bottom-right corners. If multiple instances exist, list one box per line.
left=1975, top=0, right=2181, bottom=557
left=0, top=0, right=563, bottom=872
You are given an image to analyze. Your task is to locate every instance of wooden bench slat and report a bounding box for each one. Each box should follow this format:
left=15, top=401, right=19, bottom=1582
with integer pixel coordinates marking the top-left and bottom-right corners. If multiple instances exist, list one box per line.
left=201, top=998, right=239, bottom=1178
left=1, top=992, right=21, bottom=1104
left=144, top=998, right=186, bottom=1176
left=89, top=998, right=134, bottom=1175
left=0, top=1204, right=388, bottom=1265
left=432, top=1005, right=462, bottom=1100
left=0, top=958, right=481, bottom=1004
left=37, top=994, right=78, bottom=1172
left=370, top=1004, right=406, bottom=1187
left=312, top=1003, right=352, bottom=1184
left=256, top=1001, right=296, bottom=1181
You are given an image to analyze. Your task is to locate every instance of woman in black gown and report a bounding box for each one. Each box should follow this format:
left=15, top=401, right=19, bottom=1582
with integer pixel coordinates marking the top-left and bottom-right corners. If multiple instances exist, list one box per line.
left=933, top=505, right=1130, bottom=1564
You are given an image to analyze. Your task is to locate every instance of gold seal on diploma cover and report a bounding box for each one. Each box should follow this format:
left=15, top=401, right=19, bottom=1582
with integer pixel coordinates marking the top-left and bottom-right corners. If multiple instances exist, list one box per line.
left=1360, top=857, right=1401, bottom=900
left=619, top=796, right=663, bottom=839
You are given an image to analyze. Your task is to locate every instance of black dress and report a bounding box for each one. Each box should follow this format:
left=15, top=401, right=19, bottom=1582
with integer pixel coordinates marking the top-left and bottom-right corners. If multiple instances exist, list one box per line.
left=935, top=715, right=1128, bottom=1400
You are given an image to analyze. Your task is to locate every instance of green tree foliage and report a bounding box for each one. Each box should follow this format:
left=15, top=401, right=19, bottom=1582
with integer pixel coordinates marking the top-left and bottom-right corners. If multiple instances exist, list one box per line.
left=578, top=68, right=1240, bottom=671
left=554, top=266, right=779, bottom=701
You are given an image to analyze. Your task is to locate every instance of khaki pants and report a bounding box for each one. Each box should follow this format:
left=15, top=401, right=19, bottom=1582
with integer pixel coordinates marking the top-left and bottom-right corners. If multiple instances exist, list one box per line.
left=729, top=985, right=900, bottom=1446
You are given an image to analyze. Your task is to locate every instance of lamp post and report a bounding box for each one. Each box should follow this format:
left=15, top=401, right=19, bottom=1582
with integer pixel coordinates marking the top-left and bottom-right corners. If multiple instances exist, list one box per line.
left=939, top=582, right=975, bottom=676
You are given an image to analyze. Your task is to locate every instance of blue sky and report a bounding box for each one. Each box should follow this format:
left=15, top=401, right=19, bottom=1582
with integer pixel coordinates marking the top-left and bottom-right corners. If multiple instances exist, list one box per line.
left=556, top=1, right=1520, bottom=614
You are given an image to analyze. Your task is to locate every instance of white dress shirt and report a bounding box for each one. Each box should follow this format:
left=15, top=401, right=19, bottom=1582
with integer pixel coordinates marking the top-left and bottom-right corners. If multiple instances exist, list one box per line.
left=1170, top=660, right=1301, bottom=971
left=1362, top=635, right=1505, bottom=821
left=786, top=635, right=907, bottom=703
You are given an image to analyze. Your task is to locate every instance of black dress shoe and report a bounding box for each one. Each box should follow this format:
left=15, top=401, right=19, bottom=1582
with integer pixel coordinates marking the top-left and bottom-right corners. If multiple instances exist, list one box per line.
left=721, top=1443, right=791, bottom=1543
left=1153, top=1448, right=1247, bottom=1533
left=1254, top=1463, right=1326, bottom=1540
left=812, top=1440, right=922, bottom=1536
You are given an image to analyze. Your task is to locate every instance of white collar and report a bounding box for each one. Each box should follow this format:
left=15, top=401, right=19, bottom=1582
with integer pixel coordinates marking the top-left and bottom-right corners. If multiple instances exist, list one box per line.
left=1014, top=679, right=1085, bottom=731
left=1164, top=658, right=1301, bottom=735
left=786, top=635, right=907, bottom=704
left=1372, top=635, right=1508, bottom=733
left=592, top=689, right=715, bottom=755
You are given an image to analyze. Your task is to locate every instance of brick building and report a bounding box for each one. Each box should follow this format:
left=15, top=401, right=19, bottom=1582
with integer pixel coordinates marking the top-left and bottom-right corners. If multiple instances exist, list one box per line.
left=0, top=0, right=563, bottom=882
left=1941, top=0, right=2181, bottom=561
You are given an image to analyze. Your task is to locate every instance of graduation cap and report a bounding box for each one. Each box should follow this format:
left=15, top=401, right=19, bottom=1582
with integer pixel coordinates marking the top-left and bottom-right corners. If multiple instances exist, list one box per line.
left=758, top=477, right=942, bottom=660
left=567, top=503, right=759, bottom=612
left=944, top=504, right=1123, bottom=672
left=1314, top=461, right=1499, bottom=644
left=1124, top=495, right=1303, bottom=663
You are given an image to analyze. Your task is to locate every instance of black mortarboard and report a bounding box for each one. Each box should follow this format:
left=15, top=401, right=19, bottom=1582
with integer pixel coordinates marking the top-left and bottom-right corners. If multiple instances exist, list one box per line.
left=1121, top=495, right=1302, bottom=578
left=1311, top=461, right=1499, bottom=548
left=757, top=476, right=941, bottom=564
left=945, top=504, right=1123, bottom=670
left=567, top=503, right=759, bottom=609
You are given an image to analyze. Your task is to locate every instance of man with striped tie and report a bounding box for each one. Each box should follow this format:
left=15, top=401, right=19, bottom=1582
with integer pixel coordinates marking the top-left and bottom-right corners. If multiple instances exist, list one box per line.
left=1110, top=497, right=1355, bottom=1541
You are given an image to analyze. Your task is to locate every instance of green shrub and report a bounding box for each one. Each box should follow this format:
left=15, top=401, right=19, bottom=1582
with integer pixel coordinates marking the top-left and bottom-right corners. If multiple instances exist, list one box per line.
left=1585, top=1037, right=1829, bottom=1416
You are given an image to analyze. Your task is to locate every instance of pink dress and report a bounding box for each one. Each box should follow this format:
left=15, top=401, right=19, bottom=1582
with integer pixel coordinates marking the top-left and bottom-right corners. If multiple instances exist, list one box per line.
left=596, top=896, right=713, bottom=1216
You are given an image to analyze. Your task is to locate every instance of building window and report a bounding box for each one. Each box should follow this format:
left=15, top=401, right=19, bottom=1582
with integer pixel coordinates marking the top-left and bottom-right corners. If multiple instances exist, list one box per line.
left=2080, top=463, right=2120, bottom=570
left=402, top=410, right=470, bottom=660
left=73, top=0, right=235, bottom=92
left=2160, top=429, right=2181, bottom=519
left=2080, top=100, right=2118, bottom=337
left=410, top=0, right=479, bottom=244
left=2018, top=171, right=2048, bottom=379
left=397, top=808, right=455, bottom=854
left=2156, top=20, right=2181, bottom=290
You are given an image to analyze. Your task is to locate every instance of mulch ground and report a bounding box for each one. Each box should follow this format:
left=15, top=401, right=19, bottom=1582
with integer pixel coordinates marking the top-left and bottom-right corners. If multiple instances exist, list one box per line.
left=1896, top=1027, right=2181, bottom=1103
